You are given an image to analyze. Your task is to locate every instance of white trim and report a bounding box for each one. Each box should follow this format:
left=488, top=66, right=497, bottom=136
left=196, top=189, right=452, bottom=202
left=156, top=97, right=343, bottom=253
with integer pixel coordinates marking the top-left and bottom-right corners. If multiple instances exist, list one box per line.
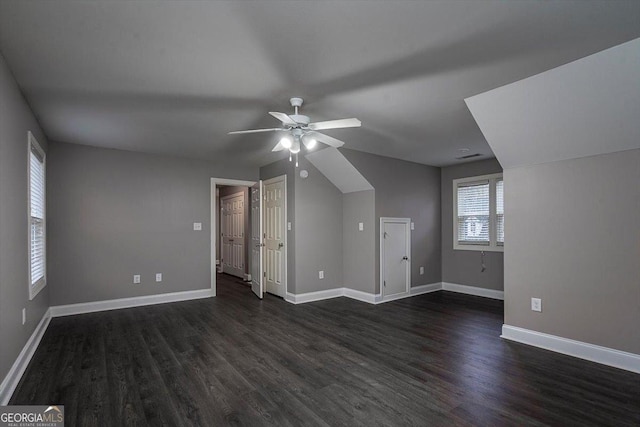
left=49, top=289, right=214, bottom=317
left=285, top=288, right=343, bottom=304
left=410, top=283, right=442, bottom=297
left=442, top=282, right=504, bottom=300
left=376, top=282, right=442, bottom=303
left=501, top=325, right=640, bottom=374
left=343, top=288, right=378, bottom=304
left=453, top=172, right=504, bottom=252
left=0, top=308, right=52, bottom=405
left=380, top=217, right=411, bottom=298
left=285, top=292, right=297, bottom=304
left=211, top=178, right=258, bottom=297
left=285, top=283, right=442, bottom=305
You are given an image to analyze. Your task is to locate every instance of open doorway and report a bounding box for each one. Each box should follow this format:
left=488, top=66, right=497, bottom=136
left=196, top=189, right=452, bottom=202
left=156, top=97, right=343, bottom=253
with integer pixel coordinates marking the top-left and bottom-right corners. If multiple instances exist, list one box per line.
left=210, top=177, right=287, bottom=299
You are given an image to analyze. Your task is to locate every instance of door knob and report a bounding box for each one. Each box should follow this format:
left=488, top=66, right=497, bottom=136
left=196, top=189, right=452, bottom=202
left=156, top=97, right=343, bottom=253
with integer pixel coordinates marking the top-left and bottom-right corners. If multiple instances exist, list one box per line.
left=402, top=256, right=408, bottom=260
left=278, top=243, right=284, bottom=248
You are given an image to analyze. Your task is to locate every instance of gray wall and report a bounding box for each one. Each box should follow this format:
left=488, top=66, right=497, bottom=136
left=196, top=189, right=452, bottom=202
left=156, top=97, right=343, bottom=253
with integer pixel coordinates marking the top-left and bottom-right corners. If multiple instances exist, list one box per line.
left=294, top=157, right=344, bottom=294
left=0, top=53, right=50, bottom=383
left=441, top=158, right=504, bottom=290
left=218, top=185, right=250, bottom=276
left=504, top=149, right=640, bottom=354
left=340, top=149, right=441, bottom=293
left=260, top=157, right=296, bottom=293
left=47, top=141, right=257, bottom=306
left=343, top=190, right=376, bottom=293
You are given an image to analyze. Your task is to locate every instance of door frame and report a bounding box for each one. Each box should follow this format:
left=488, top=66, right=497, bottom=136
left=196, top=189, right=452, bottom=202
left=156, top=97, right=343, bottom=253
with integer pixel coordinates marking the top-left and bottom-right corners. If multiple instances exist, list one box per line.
left=379, top=217, right=411, bottom=298
left=211, top=178, right=256, bottom=296
left=219, top=190, right=246, bottom=278
left=262, top=174, right=288, bottom=298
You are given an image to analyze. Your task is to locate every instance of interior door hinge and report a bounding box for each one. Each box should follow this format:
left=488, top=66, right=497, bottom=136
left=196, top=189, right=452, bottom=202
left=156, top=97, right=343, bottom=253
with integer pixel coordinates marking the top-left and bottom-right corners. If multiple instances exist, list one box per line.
left=263, top=271, right=266, bottom=278
left=384, top=280, right=386, bottom=287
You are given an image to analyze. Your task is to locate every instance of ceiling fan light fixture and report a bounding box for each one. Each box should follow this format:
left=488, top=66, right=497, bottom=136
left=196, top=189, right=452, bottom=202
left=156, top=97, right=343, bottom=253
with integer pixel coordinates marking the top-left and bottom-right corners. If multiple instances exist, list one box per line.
left=304, top=137, right=317, bottom=150
left=280, top=137, right=292, bottom=149
left=289, top=139, right=301, bottom=154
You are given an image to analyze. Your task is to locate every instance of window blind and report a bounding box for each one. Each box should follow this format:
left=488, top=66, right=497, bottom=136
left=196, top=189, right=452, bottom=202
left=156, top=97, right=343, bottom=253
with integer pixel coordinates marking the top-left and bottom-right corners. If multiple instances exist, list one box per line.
left=457, top=181, right=489, bottom=243
left=496, top=179, right=504, bottom=244
left=30, top=145, right=45, bottom=286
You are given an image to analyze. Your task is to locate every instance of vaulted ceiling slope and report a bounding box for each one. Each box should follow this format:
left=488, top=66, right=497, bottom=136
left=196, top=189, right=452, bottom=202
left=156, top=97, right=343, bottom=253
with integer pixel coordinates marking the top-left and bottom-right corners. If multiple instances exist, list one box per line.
left=466, top=38, right=640, bottom=169
left=0, top=1, right=639, bottom=168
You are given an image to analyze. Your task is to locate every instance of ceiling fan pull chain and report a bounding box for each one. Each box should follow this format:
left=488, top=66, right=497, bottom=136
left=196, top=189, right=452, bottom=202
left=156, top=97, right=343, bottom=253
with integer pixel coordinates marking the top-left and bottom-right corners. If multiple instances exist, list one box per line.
left=295, top=153, right=299, bottom=168
left=289, top=152, right=292, bottom=162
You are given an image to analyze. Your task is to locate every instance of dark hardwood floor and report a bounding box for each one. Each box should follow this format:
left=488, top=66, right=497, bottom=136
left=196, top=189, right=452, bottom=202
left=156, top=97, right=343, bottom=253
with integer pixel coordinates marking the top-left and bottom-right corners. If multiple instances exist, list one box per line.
left=11, top=274, right=640, bottom=426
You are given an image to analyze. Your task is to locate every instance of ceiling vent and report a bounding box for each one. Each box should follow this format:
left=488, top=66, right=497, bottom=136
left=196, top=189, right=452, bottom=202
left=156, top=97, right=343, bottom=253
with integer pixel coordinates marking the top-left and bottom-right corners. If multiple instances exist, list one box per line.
left=455, top=153, right=482, bottom=160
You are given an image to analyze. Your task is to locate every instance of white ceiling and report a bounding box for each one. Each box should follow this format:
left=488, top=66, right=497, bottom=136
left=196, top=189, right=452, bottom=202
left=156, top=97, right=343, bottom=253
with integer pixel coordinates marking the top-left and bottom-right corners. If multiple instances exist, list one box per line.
left=466, top=38, right=640, bottom=169
left=0, top=1, right=639, bottom=168
left=306, top=148, right=373, bottom=194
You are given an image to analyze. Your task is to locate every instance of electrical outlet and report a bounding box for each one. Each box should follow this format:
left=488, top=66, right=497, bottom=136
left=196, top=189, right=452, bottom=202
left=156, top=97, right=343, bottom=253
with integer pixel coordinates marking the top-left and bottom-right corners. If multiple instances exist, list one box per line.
left=193, top=222, right=202, bottom=231
left=319, top=270, right=324, bottom=279
left=22, top=308, right=26, bottom=325
left=156, top=273, right=162, bottom=282
left=531, top=298, right=542, bottom=312
left=133, top=274, right=141, bottom=284
left=419, top=266, right=424, bottom=275
left=358, top=222, right=364, bottom=231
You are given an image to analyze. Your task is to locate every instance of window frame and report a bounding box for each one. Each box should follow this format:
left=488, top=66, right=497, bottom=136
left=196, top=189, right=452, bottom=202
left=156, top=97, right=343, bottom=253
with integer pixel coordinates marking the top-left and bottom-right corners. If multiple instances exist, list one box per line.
left=28, top=131, right=47, bottom=300
left=453, top=172, right=503, bottom=252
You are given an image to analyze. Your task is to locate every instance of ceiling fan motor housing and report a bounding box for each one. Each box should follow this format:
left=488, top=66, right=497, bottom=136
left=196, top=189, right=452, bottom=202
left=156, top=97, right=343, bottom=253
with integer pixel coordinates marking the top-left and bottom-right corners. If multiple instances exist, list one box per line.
left=289, top=114, right=310, bottom=125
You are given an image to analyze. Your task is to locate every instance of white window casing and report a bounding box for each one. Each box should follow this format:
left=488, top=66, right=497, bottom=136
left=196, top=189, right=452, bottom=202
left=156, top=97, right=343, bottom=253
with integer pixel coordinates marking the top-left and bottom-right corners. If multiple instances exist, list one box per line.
left=453, top=172, right=503, bottom=252
left=28, top=131, right=46, bottom=299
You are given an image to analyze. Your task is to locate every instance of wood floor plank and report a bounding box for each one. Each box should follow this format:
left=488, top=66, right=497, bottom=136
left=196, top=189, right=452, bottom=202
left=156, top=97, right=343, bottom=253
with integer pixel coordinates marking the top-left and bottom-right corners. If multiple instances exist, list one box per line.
left=10, top=274, right=640, bottom=426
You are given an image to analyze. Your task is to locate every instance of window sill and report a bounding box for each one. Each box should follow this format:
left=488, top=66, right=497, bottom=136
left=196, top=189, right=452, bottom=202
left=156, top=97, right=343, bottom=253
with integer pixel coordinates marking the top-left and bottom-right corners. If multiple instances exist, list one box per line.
left=29, top=278, right=47, bottom=300
left=453, top=244, right=504, bottom=253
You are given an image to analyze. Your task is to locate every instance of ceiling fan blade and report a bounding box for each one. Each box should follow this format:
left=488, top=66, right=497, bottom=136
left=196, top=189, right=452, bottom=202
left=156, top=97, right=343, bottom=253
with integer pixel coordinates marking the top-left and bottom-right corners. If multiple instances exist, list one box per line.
left=271, top=141, right=286, bottom=152
left=306, top=131, right=345, bottom=148
left=228, top=128, right=282, bottom=135
left=308, top=118, right=361, bottom=131
left=269, top=112, right=298, bottom=126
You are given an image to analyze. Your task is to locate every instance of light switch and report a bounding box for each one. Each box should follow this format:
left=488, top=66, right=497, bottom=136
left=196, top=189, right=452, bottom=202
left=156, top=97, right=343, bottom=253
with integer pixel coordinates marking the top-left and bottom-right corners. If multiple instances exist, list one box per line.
left=410, top=222, right=415, bottom=230
left=358, top=222, right=364, bottom=231
left=288, top=222, right=292, bottom=231
left=193, top=222, right=202, bottom=231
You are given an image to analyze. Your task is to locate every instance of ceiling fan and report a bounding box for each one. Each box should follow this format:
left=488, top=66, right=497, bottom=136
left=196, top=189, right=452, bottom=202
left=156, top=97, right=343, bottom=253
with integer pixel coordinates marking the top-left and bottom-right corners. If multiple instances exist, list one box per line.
left=228, top=97, right=361, bottom=158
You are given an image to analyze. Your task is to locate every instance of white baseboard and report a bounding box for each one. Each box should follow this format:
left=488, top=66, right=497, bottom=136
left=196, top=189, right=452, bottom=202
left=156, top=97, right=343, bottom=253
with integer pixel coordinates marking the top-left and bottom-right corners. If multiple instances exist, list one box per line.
left=50, top=288, right=214, bottom=317
left=285, top=288, right=343, bottom=304
left=442, top=282, right=504, bottom=300
left=286, top=283, right=442, bottom=305
left=0, top=308, right=52, bottom=405
left=501, top=325, right=640, bottom=374
left=343, top=288, right=377, bottom=304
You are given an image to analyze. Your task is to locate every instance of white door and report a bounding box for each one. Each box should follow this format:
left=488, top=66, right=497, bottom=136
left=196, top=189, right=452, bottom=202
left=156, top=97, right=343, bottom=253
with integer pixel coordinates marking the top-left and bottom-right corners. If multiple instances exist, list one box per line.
left=264, top=177, right=286, bottom=297
left=250, top=182, right=264, bottom=299
left=221, top=192, right=245, bottom=278
left=381, top=218, right=411, bottom=297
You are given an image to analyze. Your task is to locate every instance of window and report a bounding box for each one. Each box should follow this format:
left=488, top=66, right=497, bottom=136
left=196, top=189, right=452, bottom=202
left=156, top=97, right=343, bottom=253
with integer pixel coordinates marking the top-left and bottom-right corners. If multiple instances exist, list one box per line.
left=28, top=132, right=46, bottom=299
left=453, top=173, right=503, bottom=251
